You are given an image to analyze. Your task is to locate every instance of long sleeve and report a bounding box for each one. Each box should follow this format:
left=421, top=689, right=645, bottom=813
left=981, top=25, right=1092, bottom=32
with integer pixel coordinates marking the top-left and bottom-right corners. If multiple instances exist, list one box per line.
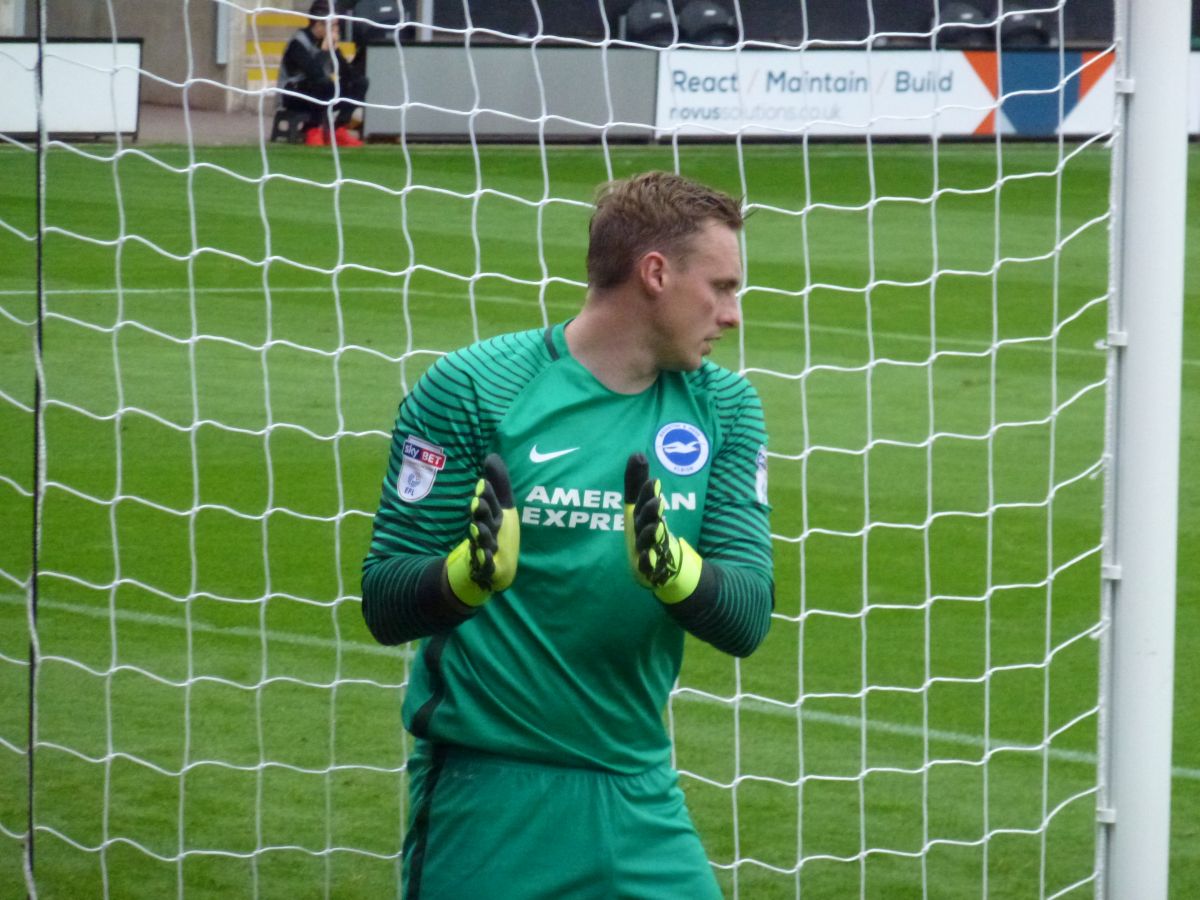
left=361, top=352, right=486, bottom=645
left=673, top=368, right=775, bottom=657
left=361, top=331, right=549, bottom=646
left=664, top=559, right=773, bottom=657
left=361, top=554, right=475, bottom=645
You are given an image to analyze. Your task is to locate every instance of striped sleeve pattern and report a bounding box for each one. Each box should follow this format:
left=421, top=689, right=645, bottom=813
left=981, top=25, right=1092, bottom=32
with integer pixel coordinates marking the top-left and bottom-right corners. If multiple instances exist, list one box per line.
left=666, top=365, right=774, bottom=658
left=360, top=329, right=549, bottom=646
left=665, top=562, right=773, bottom=658
left=361, top=555, right=471, bottom=645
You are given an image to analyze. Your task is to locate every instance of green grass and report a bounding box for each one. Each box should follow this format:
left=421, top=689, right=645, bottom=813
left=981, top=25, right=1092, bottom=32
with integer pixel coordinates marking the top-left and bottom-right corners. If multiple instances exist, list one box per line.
left=0, top=138, right=1196, bottom=898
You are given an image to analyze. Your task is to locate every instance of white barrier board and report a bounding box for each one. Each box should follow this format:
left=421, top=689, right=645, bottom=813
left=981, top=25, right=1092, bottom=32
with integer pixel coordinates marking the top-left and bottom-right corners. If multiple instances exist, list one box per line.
left=0, top=40, right=141, bottom=135
left=656, top=48, right=1121, bottom=138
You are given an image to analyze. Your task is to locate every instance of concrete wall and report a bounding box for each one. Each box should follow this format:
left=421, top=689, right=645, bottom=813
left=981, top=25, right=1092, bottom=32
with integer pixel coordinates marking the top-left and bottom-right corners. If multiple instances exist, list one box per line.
left=364, top=45, right=657, bottom=139
left=0, top=0, right=27, bottom=35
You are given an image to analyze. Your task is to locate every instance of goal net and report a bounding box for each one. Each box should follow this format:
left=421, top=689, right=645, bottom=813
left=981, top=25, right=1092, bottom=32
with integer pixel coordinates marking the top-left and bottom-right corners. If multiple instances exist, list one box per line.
left=1, top=0, right=1119, bottom=896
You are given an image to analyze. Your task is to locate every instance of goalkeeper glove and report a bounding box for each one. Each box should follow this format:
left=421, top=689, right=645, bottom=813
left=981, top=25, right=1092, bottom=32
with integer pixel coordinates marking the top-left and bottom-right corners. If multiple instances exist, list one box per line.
left=444, top=454, right=520, bottom=606
left=624, top=453, right=703, bottom=604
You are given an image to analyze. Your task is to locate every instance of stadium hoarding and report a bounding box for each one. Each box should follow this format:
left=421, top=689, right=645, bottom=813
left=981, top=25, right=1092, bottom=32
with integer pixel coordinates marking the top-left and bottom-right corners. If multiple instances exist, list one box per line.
left=655, top=48, right=1120, bottom=138
left=364, top=44, right=657, bottom=140
left=0, top=39, right=142, bottom=137
left=364, top=44, right=1200, bottom=141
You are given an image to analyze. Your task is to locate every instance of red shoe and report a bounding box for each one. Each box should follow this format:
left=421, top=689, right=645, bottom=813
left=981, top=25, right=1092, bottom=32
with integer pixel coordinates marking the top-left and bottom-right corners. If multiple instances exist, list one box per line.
left=304, top=126, right=328, bottom=147
left=333, top=126, right=364, bottom=147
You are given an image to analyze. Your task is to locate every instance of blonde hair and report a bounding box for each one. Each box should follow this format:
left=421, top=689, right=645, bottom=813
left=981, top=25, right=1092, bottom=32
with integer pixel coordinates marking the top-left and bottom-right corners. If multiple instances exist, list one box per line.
left=586, top=171, right=743, bottom=290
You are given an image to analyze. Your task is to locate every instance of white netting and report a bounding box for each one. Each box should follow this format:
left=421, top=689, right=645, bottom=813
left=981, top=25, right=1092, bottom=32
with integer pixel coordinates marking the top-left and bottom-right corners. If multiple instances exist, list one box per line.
left=0, top=1, right=1118, bottom=896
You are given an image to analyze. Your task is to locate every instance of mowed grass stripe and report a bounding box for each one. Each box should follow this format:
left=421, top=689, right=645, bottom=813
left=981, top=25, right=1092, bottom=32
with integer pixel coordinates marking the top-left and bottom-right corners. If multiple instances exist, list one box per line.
left=0, top=591, right=398, bottom=659
left=3, top=283, right=1174, bottom=366
left=6, top=592, right=1196, bottom=783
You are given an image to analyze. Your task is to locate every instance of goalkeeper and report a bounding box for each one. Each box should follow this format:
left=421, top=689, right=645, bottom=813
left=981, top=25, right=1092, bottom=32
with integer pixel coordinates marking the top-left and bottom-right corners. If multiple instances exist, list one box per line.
left=362, top=171, right=773, bottom=899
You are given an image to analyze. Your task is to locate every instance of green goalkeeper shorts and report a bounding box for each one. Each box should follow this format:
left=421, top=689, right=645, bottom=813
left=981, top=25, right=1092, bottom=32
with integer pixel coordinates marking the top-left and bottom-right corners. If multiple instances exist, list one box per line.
left=402, top=741, right=723, bottom=900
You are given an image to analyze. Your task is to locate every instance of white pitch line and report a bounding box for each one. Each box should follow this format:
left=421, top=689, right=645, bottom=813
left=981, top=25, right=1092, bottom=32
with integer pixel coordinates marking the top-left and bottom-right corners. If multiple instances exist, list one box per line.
left=3, top=283, right=1190, bottom=367
left=4, top=592, right=1199, bottom=782
left=687, top=693, right=1108, bottom=773
left=0, top=592, right=401, bottom=659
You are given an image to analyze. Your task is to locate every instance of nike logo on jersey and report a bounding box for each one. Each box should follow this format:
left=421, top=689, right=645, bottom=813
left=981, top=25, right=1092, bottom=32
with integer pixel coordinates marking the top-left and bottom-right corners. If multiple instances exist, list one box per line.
left=529, top=445, right=579, bottom=464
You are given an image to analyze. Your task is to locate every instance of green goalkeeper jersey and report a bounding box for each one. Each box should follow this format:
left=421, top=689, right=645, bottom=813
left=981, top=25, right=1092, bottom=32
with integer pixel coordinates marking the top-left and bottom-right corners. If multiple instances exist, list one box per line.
left=362, top=321, right=773, bottom=774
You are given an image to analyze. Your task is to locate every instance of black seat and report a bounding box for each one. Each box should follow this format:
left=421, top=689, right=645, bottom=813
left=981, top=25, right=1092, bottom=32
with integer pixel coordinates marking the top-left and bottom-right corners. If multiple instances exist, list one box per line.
left=270, top=107, right=310, bottom=143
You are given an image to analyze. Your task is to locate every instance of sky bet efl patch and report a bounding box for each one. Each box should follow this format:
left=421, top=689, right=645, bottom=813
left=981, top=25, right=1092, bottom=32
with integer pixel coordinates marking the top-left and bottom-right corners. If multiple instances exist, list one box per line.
left=396, top=435, right=446, bottom=502
left=654, top=422, right=709, bottom=476
left=756, top=444, right=769, bottom=504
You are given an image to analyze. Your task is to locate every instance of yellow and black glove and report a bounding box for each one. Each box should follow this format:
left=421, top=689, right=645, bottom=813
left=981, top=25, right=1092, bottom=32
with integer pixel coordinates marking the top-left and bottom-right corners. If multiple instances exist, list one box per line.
left=445, top=454, right=520, bottom=606
left=624, top=453, right=703, bottom=604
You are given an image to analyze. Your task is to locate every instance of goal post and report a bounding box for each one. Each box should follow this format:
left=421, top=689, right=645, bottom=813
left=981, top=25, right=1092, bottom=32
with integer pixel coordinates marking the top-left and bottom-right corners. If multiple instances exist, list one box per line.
left=1101, top=0, right=1188, bottom=896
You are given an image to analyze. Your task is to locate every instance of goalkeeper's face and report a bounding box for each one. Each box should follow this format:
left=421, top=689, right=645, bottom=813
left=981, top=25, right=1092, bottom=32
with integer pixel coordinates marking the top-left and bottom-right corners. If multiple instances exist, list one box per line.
left=651, top=220, right=743, bottom=371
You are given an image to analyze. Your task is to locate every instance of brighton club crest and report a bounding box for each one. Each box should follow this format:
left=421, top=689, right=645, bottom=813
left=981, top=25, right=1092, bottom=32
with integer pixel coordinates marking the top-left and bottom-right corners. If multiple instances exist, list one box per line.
left=654, top=422, right=710, bottom=476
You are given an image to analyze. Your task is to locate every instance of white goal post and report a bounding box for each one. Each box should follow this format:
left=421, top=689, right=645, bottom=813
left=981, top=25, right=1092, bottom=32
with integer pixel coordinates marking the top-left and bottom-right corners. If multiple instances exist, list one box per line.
left=0, top=0, right=1187, bottom=898
left=1100, top=0, right=1187, bottom=896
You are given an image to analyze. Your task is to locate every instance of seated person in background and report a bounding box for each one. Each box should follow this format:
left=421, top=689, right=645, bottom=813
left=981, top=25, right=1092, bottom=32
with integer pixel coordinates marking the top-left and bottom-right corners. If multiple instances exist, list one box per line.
left=279, top=0, right=369, bottom=146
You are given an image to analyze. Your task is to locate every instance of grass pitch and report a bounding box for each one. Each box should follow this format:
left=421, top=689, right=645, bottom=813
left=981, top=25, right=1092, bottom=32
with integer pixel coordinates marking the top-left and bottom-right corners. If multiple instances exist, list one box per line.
left=1, top=138, right=1197, bottom=898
